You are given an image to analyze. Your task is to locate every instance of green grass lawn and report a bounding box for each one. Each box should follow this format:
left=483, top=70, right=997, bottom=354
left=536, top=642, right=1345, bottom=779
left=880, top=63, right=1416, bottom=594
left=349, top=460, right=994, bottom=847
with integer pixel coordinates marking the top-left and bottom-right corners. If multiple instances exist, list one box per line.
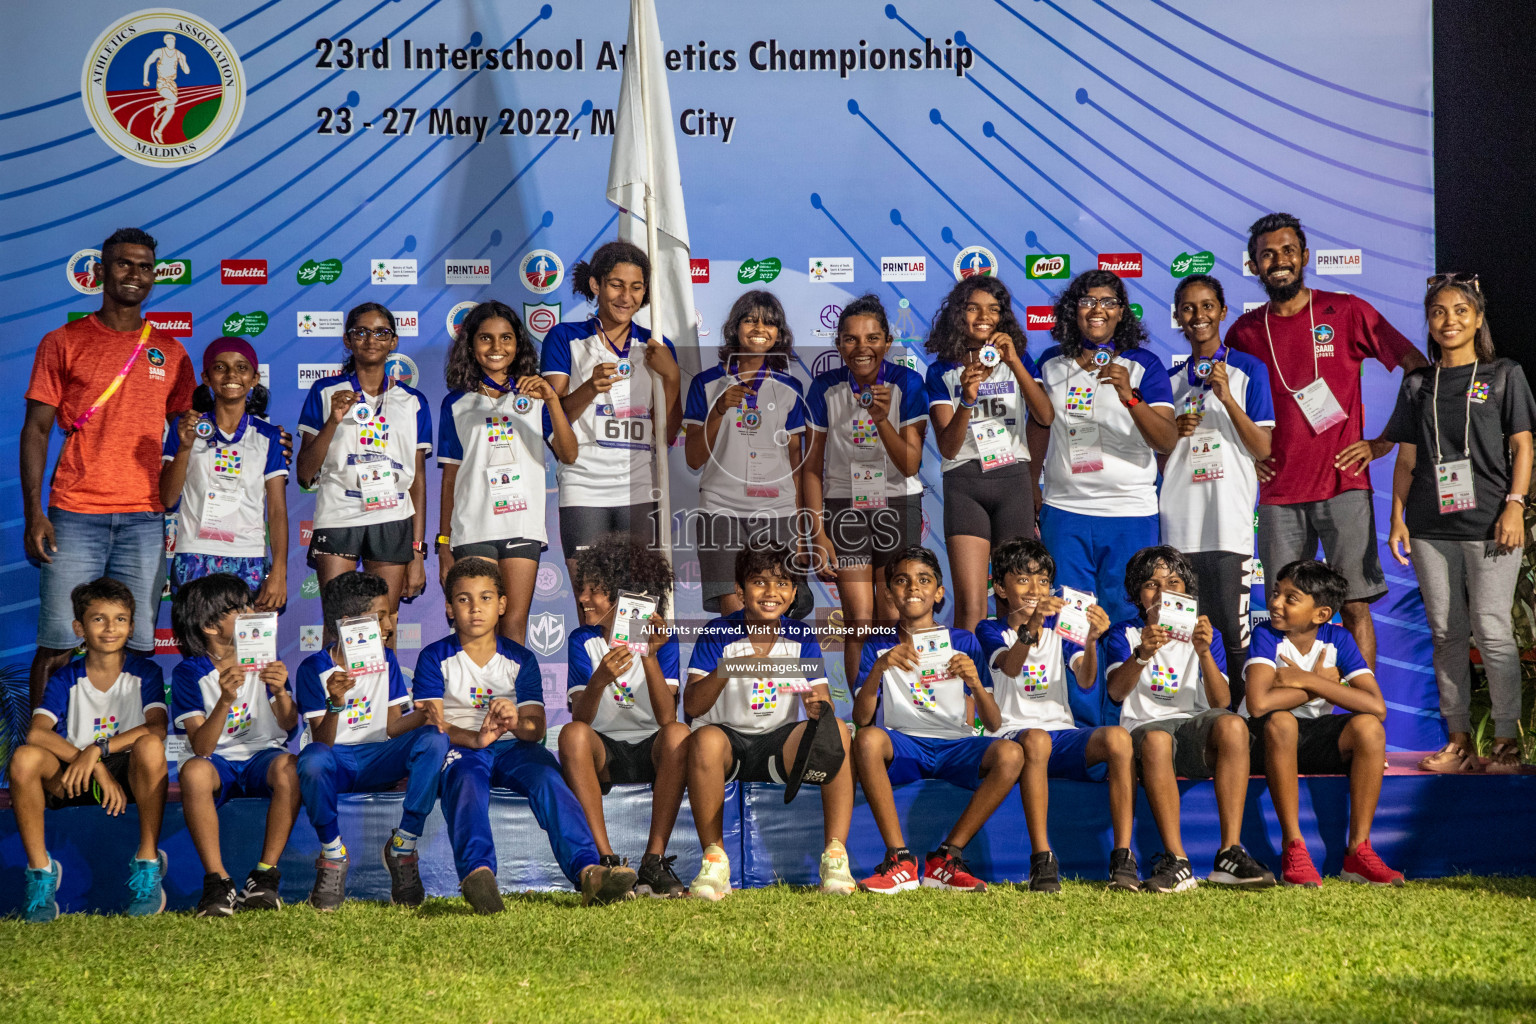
left=3, top=879, right=1534, bottom=1023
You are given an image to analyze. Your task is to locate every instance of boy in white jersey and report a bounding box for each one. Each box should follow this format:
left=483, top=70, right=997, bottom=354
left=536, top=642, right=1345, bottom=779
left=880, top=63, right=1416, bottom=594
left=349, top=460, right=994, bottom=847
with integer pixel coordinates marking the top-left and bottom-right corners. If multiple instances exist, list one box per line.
left=558, top=539, right=689, bottom=897
left=295, top=572, right=451, bottom=910
left=13, top=579, right=170, bottom=922
left=171, top=574, right=300, bottom=917
left=685, top=543, right=855, bottom=899
left=975, top=538, right=1136, bottom=894
left=1104, top=546, right=1274, bottom=892
left=1244, top=559, right=1402, bottom=887
left=415, top=558, right=635, bottom=914
left=853, top=547, right=1022, bottom=895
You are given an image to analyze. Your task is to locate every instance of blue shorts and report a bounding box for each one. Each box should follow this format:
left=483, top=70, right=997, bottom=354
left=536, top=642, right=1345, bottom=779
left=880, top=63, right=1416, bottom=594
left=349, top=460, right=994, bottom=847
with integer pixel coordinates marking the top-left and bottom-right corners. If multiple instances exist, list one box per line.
left=201, top=747, right=289, bottom=807
left=884, top=730, right=995, bottom=791
left=1001, top=726, right=1108, bottom=783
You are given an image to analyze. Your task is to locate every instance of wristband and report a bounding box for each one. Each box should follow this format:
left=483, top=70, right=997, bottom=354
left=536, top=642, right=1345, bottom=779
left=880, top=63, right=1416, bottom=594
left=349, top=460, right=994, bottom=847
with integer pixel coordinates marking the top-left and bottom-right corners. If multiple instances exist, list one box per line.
left=1121, top=388, right=1144, bottom=409
left=1134, top=650, right=1152, bottom=666
left=96, top=737, right=112, bottom=758
left=412, top=540, right=429, bottom=556
left=1506, top=494, right=1527, bottom=506
left=958, top=396, right=979, bottom=410
left=325, top=699, right=346, bottom=714
left=436, top=533, right=452, bottom=547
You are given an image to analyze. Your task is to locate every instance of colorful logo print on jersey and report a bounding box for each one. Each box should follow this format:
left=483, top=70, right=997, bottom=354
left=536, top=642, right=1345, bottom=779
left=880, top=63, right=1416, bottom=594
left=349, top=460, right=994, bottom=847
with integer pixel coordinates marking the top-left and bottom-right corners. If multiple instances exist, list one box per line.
left=852, top=415, right=879, bottom=445
left=357, top=414, right=391, bottom=448
left=1021, top=663, right=1051, bottom=696
left=225, top=701, right=253, bottom=735
left=611, top=678, right=636, bottom=708
left=80, top=11, right=247, bottom=168
left=92, top=715, right=120, bottom=741
left=345, top=695, right=373, bottom=727
left=911, top=681, right=939, bottom=711
left=749, top=679, right=778, bottom=714
left=212, top=447, right=242, bottom=476
left=1469, top=380, right=1491, bottom=403
left=484, top=415, right=515, bottom=446
left=1149, top=665, right=1180, bottom=698
left=1065, top=386, right=1094, bottom=414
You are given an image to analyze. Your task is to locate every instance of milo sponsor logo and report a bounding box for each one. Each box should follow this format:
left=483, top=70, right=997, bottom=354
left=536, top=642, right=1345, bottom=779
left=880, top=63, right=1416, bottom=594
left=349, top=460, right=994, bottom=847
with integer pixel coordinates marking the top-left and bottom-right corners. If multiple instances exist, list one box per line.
left=154, top=259, right=191, bottom=284
left=222, top=311, right=269, bottom=337
left=1026, top=254, right=1070, bottom=279
left=297, top=258, right=344, bottom=285
left=737, top=257, right=782, bottom=284
left=1169, top=251, right=1216, bottom=277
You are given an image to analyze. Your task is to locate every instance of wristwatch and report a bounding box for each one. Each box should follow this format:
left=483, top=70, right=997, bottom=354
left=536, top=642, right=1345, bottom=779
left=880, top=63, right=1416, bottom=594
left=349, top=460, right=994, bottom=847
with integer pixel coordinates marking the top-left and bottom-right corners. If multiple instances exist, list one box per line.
left=325, top=698, right=345, bottom=714
left=1018, top=628, right=1040, bottom=646
left=96, top=737, right=112, bottom=758
left=1506, top=494, right=1527, bottom=506
left=412, top=540, right=429, bottom=556
left=435, top=533, right=453, bottom=548
left=1121, top=388, right=1144, bottom=409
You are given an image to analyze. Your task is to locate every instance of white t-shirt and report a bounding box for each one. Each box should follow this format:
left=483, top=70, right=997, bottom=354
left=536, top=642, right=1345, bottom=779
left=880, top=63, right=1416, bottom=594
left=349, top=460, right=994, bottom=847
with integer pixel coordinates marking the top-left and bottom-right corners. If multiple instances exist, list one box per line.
left=683, top=364, right=806, bottom=518
left=36, top=655, right=166, bottom=749
left=412, top=633, right=544, bottom=732
left=1034, top=346, right=1173, bottom=517
left=298, top=374, right=433, bottom=529
left=858, top=627, right=988, bottom=740
left=567, top=623, right=681, bottom=743
left=1104, top=619, right=1228, bottom=731
left=163, top=416, right=288, bottom=558
left=171, top=656, right=290, bottom=761
left=974, top=618, right=1081, bottom=733
left=294, top=648, right=411, bottom=747
left=925, top=357, right=1036, bottom=473
left=1240, top=622, right=1370, bottom=720
left=686, top=613, right=826, bottom=736
left=437, top=388, right=554, bottom=547
left=805, top=361, right=928, bottom=501
left=1161, top=350, right=1275, bottom=555
left=540, top=318, right=677, bottom=507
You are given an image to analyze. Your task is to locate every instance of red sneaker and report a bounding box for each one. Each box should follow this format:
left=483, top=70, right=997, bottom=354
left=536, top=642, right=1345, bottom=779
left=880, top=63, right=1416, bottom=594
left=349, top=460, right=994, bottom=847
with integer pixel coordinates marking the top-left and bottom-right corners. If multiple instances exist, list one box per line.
left=1341, top=840, right=1405, bottom=887
left=1281, top=839, right=1323, bottom=888
left=921, top=850, right=988, bottom=892
left=857, top=853, right=920, bottom=894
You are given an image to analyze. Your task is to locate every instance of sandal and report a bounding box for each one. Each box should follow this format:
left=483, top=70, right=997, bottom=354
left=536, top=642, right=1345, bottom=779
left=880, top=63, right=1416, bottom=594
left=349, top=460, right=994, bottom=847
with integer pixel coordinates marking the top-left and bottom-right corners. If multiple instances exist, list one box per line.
left=1417, top=742, right=1480, bottom=773
left=1485, top=740, right=1525, bottom=774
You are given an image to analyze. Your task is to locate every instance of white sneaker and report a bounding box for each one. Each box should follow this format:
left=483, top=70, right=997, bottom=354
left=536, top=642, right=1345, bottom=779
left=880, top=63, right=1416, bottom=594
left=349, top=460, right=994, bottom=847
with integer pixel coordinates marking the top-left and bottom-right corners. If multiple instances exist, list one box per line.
left=690, top=844, right=732, bottom=901
left=820, top=841, right=855, bottom=894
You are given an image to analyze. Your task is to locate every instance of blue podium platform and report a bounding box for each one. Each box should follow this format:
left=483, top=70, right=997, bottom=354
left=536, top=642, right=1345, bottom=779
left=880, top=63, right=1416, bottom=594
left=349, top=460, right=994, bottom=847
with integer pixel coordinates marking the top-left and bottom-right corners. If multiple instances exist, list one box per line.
left=3, top=758, right=1533, bottom=913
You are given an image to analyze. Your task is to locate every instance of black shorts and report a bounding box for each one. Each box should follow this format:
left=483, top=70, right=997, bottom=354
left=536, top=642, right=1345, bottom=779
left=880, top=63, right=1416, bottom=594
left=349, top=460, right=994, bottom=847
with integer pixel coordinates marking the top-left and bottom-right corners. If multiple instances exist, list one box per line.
left=823, top=494, right=923, bottom=572
left=452, top=538, right=545, bottom=562
left=1186, top=550, right=1251, bottom=709
left=942, top=461, right=1034, bottom=542
left=45, top=750, right=136, bottom=809
left=695, top=513, right=798, bottom=613
left=1248, top=711, right=1360, bottom=775
left=559, top=502, right=660, bottom=556
left=707, top=720, right=802, bottom=784
left=309, top=518, right=414, bottom=565
left=597, top=731, right=658, bottom=792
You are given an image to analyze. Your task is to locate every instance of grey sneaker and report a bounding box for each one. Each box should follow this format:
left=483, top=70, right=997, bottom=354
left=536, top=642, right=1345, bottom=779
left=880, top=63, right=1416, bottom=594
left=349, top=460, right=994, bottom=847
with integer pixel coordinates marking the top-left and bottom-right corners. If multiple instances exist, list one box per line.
left=580, top=861, right=638, bottom=906
left=383, top=835, right=425, bottom=907
left=308, top=856, right=348, bottom=912
left=461, top=866, right=505, bottom=915
left=1107, top=847, right=1140, bottom=891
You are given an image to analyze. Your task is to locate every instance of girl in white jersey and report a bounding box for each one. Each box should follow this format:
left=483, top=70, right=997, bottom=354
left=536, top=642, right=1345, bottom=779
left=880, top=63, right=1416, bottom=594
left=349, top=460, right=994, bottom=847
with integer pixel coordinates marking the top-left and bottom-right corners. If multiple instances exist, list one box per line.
left=437, top=301, right=577, bottom=644
left=296, top=304, right=433, bottom=613
left=540, top=241, right=683, bottom=586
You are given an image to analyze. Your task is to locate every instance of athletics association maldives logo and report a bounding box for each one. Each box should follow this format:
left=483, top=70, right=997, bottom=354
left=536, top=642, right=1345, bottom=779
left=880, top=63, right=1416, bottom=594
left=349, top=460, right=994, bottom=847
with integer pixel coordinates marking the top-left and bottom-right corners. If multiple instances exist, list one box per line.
left=446, top=300, right=477, bottom=339
left=81, top=10, right=246, bottom=168
left=953, top=246, right=997, bottom=281
left=520, top=250, right=564, bottom=294
left=384, top=354, right=418, bottom=389
left=67, top=249, right=103, bottom=295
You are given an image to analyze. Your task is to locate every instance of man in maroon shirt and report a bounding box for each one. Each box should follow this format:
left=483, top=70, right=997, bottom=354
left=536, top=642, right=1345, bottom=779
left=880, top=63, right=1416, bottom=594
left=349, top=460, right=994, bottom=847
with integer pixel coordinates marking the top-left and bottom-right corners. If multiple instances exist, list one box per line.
left=1227, top=214, right=1427, bottom=669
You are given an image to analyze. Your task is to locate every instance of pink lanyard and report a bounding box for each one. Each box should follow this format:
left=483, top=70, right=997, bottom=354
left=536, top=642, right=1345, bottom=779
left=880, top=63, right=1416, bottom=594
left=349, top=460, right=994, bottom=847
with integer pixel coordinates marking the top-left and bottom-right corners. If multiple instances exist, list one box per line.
left=69, top=323, right=152, bottom=434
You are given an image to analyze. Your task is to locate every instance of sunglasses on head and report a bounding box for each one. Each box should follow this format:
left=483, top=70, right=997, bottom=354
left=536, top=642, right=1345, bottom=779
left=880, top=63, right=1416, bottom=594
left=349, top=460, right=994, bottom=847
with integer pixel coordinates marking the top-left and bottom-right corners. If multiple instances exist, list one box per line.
left=1426, top=271, right=1480, bottom=292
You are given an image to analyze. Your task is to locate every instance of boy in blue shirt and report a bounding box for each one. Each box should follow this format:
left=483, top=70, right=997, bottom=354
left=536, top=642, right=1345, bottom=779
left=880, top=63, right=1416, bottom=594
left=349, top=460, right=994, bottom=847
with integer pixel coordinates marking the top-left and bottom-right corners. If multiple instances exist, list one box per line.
left=171, top=573, right=301, bottom=917
left=1244, top=559, right=1403, bottom=887
left=295, top=572, right=451, bottom=910
left=853, top=546, right=1022, bottom=894
left=976, top=538, right=1136, bottom=894
left=13, top=578, right=170, bottom=922
left=416, top=557, right=635, bottom=914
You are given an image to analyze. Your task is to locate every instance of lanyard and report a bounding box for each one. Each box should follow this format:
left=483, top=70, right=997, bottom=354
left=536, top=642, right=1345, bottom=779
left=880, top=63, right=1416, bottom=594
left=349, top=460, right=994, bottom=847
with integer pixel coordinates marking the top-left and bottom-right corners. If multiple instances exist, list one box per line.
left=205, top=412, right=251, bottom=445
left=848, top=362, right=887, bottom=401
left=1187, top=345, right=1228, bottom=387
left=1262, top=296, right=1321, bottom=394
left=480, top=373, right=516, bottom=395
left=596, top=317, right=635, bottom=361
left=69, top=322, right=153, bottom=434
left=736, top=360, right=771, bottom=409
left=346, top=372, right=389, bottom=402
left=1432, top=359, right=1477, bottom=463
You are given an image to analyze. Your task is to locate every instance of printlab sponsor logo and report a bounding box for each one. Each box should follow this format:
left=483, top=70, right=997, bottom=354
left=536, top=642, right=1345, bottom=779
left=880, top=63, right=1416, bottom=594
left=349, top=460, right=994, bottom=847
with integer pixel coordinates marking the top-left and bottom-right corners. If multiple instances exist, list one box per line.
left=297, top=363, right=343, bottom=388
left=297, top=258, right=344, bottom=285
left=144, top=312, right=192, bottom=337
left=1026, top=254, right=1070, bottom=280
left=1314, top=249, right=1362, bottom=275
left=67, top=249, right=104, bottom=295
left=524, top=303, right=560, bottom=341
left=297, top=311, right=343, bottom=336
left=880, top=257, right=927, bottom=282
left=738, top=257, right=782, bottom=284
left=1025, top=306, right=1056, bottom=331
left=396, top=623, right=422, bottom=650
left=808, top=257, right=854, bottom=283
left=527, top=612, right=566, bottom=656
left=1170, top=251, right=1216, bottom=277
left=953, top=246, right=997, bottom=280
left=221, top=259, right=267, bottom=284
left=444, top=259, right=492, bottom=285
left=221, top=311, right=268, bottom=336
left=80, top=10, right=246, bottom=168
left=1098, top=253, right=1142, bottom=277
left=520, top=249, right=563, bottom=294
left=371, top=258, right=417, bottom=285
left=154, top=259, right=191, bottom=284
left=689, top=258, right=710, bottom=283
left=391, top=310, right=419, bottom=337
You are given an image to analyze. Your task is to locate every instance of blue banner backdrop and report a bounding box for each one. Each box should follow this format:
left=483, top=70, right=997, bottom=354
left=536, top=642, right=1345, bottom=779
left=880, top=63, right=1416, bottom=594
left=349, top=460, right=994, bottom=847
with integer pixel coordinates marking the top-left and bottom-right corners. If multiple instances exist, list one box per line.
left=1, top=2, right=1439, bottom=748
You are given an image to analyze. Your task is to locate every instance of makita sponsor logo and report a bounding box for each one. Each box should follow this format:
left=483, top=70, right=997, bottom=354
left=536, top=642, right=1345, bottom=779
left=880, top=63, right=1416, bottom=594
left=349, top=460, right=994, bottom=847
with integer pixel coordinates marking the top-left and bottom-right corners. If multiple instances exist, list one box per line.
left=144, top=312, right=192, bottom=336
left=1098, top=253, right=1142, bottom=277
left=1025, top=306, right=1057, bottom=331
left=221, top=259, right=268, bottom=284
left=689, top=258, right=710, bottom=283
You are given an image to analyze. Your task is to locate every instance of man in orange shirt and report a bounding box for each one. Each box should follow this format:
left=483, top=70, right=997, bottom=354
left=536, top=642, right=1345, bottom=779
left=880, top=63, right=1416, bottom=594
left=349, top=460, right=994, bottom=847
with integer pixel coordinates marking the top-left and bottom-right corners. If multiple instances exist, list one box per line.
left=22, top=228, right=195, bottom=707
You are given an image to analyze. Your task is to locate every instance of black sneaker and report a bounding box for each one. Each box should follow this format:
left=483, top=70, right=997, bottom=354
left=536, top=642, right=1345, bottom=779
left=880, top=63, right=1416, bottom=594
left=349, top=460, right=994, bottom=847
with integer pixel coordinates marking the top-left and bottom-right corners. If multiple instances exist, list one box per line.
left=1107, top=847, right=1140, bottom=891
left=636, top=853, right=687, bottom=898
left=580, top=861, right=638, bottom=906
left=383, top=836, right=425, bottom=908
left=1028, top=851, right=1061, bottom=894
left=238, top=867, right=284, bottom=910
left=195, top=873, right=238, bottom=918
left=461, top=866, right=505, bottom=915
left=599, top=853, right=624, bottom=868
left=1209, top=845, right=1276, bottom=888
left=1142, top=852, right=1197, bottom=894
left=308, top=856, right=347, bottom=912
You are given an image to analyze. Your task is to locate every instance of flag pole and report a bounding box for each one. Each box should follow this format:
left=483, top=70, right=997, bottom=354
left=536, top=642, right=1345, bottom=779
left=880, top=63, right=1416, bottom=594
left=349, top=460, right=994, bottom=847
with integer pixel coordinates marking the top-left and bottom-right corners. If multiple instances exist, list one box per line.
left=634, top=0, right=672, bottom=563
